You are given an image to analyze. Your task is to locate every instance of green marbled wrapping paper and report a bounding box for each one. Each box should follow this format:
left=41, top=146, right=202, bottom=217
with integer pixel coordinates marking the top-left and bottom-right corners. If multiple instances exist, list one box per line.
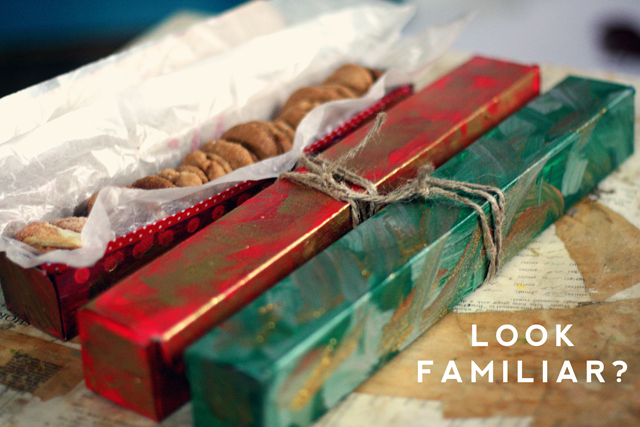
left=185, top=76, right=635, bottom=427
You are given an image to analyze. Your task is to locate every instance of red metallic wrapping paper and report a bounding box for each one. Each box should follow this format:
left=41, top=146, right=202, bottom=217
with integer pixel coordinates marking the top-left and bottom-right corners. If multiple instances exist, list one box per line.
left=78, top=56, right=540, bottom=420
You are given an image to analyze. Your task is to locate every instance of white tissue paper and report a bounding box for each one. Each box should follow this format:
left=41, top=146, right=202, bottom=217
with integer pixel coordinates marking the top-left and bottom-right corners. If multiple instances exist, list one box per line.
left=0, top=0, right=469, bottom=269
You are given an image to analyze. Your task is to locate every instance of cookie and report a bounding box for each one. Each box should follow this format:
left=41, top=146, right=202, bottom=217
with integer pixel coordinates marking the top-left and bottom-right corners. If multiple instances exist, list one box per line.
left=15, top=222, right=83, bottom=252
left=175, top=172, right=203, bottom=187
left=265, top=121, right=294, bottom=153
left=204, top=153, right=233, bottom=174
left=181, top=151, right=210, bottom=173
left=131, top=176, right=176, bottom=190
left=283, top=86, right=347, bottom=111
left=277, top=99, right=320, bottom=129
left=205, top=160, right=226, bottom=181
left=176, top=165, right=209, bottom=183
left=51, top=217, right=87, bottom=234
left=201, top=140, right=255, bottom=170
left=158, top=168, right=181, bottom=183
left=221, top=121, right=279, bottom=160
left=323, top=63, right=376, bottom=95
left=322, top=84, right=358, bottom=100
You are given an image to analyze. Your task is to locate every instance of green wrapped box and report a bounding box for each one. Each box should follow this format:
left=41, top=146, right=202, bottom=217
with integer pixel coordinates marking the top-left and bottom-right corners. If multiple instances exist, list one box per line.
left=185, top=76, right=635, bottom=427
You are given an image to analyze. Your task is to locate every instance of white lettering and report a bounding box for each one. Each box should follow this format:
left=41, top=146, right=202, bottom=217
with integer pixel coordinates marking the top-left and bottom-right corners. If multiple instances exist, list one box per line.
left=517, top=360, right=533, bottom=383
left=471, top=361, right=493, bottom=382
left=496, top=324, right=518, bottom=346
left=417, top=360, right=433, bottom=383
left=441, top=361, right=462, bottom=383
left=471, top=324, right=488, bottom=346
left=586, top=361, right=605, bottom=383
left=556, top=324, right=574, bottom=346
left=525, top=325, right=547, bottom=346
left=557, top=361, right=577, bottom=382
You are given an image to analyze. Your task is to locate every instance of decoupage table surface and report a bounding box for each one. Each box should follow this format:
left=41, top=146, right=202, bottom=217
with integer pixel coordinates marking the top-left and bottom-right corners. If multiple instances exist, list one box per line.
left=0, top=52, right=638, bottom=427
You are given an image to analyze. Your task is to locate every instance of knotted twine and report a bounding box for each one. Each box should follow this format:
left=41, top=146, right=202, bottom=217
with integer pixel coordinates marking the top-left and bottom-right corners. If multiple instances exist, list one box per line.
left=281, top=113, right=506, bottom=281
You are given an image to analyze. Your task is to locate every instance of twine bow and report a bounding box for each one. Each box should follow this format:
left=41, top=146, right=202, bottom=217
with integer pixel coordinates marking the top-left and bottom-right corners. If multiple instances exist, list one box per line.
left=281, top=113, right=506, bottom=281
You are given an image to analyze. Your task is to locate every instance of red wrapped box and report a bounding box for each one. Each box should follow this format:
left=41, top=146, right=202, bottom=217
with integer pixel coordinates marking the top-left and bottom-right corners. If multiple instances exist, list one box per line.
left=78, top=56, right=540, bottom=420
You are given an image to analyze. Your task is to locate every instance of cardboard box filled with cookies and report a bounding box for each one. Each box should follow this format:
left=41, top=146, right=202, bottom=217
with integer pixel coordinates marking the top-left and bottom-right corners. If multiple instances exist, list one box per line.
left=0, top=1, right=466, bottom=340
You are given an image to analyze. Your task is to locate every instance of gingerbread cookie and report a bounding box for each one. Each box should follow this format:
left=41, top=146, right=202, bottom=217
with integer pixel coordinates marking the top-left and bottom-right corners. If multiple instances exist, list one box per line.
left=132, top=176, right=176, bottom=190
left=201, top=140, right=256, bottom=170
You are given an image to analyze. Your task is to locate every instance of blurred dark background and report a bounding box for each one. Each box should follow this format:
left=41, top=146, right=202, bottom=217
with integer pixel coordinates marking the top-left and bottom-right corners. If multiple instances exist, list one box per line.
left=0, top=0, right=247, bottom=98
left=1, top=0, right=639, bottom=99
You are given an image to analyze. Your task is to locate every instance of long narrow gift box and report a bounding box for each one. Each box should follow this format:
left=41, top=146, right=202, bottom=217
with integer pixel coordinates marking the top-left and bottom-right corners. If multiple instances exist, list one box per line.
left=185, top=76, right=635, bottom=427
left=78, top=56, right=540, bottom=420
left=0, top=84, right=411, bottom=341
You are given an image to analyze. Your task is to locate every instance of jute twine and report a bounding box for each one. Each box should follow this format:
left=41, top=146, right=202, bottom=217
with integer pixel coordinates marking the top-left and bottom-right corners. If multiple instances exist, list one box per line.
left=281, top=113, right=506, bottom=280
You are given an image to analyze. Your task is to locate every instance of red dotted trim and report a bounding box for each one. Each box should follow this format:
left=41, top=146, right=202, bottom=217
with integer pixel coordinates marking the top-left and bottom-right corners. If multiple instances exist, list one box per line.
left=105, top=180, right=255, bottom=256
left=40, top=85, right=412, bottom=276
